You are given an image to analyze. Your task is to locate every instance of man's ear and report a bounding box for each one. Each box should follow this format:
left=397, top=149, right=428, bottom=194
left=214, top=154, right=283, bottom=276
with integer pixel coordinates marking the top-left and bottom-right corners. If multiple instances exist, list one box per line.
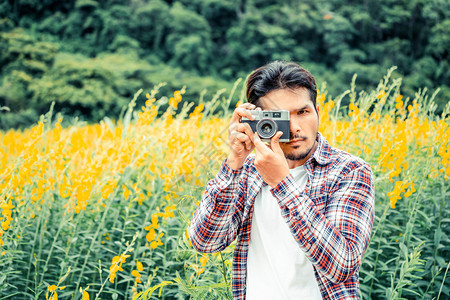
left=316, top=105, right=320, bottom=128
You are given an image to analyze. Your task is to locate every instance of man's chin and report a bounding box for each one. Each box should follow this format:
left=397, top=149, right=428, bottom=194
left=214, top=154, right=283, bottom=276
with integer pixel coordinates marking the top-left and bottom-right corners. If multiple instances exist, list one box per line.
left=285, top=152, right=310, bottom=161
left=283, top=144, right=315, bottom=161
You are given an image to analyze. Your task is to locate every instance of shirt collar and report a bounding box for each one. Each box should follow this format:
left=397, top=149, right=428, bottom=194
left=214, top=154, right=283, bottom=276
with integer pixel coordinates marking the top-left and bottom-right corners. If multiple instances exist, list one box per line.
left=309, top=131, right=333, bottom=166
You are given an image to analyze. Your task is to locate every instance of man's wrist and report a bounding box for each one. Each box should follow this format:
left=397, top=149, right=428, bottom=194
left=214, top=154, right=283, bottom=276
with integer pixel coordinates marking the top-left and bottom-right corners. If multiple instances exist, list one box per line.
left=226, top=153, right=246, bottom=170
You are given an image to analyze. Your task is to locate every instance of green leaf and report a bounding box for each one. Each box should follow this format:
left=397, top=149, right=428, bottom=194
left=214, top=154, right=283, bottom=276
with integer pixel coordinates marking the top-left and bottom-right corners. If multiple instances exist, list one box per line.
left=434, top=228, right=442, bottom=249
left=436, top=256, right=446, bottom=268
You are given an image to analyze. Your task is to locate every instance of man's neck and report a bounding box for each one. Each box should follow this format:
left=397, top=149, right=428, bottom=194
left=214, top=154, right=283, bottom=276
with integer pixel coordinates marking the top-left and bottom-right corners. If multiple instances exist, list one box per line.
left=286, top=140, right=318, bottom=169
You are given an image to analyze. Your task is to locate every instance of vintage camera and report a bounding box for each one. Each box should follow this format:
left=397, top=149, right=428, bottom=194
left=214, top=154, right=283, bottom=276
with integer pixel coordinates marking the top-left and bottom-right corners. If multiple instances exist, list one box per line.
left=241, top=110, right=290, bottom=142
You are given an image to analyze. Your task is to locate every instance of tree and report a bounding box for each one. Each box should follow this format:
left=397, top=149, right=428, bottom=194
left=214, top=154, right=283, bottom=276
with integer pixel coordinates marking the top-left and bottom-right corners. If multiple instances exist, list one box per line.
left=0, top=29, right=58, bottom=128
left=129, top=0, right=170, bottom=54
left=166, top=2, right=213, bottom=73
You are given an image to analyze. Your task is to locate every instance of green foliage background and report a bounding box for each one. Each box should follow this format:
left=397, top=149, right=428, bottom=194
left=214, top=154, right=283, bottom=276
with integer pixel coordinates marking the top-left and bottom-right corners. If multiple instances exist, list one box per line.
left=0, top=0, right=449, bottom=129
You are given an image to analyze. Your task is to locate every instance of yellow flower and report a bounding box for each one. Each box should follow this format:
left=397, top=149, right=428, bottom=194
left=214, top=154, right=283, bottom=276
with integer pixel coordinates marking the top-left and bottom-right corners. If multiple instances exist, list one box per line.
left=79, top=287, right=89, bottom=300
left=82, top=290, right=89, bottom=300
left=151, top=213, right=159, bottom=229
left=123, top=185, right=131, bottom=200
left=199, top=253, right=208, bottom=267
left=136, top=260, right=143, bottom=271
left=174, top=90, right=182, bottom=101
left=109, top=272, right=116, bottom=284
left=150, top=241, right=158, bottom=249
left=48, top=285, right=58, bottom=292
left=186, top=229, right=193, bottom=247
left=146, top=228, right=157, bottom=242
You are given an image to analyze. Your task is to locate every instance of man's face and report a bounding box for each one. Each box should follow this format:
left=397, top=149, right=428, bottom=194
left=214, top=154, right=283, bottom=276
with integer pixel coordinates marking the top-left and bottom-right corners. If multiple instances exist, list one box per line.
left=258, top=88, right=319, bottom=168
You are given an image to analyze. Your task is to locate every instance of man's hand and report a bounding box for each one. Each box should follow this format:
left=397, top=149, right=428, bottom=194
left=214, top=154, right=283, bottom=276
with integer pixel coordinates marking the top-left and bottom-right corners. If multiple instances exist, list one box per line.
left=227, top=103, right=259, bottom=170
left=253, top=131, right=290, bottom=188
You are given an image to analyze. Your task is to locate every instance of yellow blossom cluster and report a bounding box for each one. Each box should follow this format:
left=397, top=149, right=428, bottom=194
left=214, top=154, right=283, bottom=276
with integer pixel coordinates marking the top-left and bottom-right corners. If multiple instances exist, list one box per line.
left=131, top=260, right=144, bottom=284
left=136, top=93, right=158, bottom=127
left=316, top=87, right=448, bottom=210
left=190, top=253, right=209, bottom=277
left=110, top=253, right=131, bottom=283
left=0, top=197, right=14, bottom=246
left=144, top=204, right=176, bottom=249
left=46, top=284, right=66, bottom=300
left=387, top=180, right=416, bottom=209
left=169, top=89, right=186, bottom=109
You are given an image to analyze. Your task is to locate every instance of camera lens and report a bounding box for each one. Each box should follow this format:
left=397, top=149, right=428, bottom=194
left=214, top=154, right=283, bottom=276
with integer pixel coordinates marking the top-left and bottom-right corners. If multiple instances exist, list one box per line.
left=256, top=119, right=277, bottom=139
left=261, top=123, right=272, bottom=134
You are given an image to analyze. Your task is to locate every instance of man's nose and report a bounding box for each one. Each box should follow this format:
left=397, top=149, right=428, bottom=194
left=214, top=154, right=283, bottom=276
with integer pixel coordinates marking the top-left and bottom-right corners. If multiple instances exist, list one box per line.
left=290, top=120, right=302, bottom=134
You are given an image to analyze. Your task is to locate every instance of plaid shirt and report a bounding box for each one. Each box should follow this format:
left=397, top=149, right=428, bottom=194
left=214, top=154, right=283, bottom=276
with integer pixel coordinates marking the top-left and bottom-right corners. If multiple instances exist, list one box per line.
left=190, top=132, right=375, bottom=299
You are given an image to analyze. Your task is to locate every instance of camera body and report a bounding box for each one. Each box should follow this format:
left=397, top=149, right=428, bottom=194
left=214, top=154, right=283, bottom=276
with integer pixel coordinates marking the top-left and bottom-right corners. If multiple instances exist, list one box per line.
left=241, top=110, right=290, bottom=142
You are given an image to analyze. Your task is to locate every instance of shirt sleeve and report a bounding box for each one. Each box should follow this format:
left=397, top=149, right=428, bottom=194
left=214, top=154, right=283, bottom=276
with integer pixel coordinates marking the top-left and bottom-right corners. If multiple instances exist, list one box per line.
left=189, top=159, right=247, bottom=253
left=271, top=162, right=375, bottom=283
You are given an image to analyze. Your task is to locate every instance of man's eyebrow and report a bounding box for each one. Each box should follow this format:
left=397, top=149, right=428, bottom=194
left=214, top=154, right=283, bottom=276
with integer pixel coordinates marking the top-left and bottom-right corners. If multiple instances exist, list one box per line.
left=294, top=105, right=310, bottom=112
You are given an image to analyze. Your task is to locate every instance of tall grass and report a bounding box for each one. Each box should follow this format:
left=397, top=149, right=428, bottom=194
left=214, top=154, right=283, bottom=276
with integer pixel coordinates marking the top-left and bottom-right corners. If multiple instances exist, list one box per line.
left=0, top=70, right=449, bottom=299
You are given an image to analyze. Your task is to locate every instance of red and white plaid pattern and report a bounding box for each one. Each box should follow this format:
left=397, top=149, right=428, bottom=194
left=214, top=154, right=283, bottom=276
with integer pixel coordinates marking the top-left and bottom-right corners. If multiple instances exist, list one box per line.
left=190, top=132, right=375, bottom=299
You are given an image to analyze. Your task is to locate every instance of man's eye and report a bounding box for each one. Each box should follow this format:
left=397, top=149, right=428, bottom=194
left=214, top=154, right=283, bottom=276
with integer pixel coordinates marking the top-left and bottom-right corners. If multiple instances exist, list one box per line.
left=298, top=110, right=306, bottom=115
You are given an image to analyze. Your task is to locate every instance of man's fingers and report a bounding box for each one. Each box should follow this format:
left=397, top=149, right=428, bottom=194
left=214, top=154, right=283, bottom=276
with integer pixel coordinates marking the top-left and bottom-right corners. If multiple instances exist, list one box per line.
left=270, top=131, right=284, bottom=155
left=241, top=123, right=254, bottom=138
left=230, top=123, right=254, bottom=140
left=230, top=131, right=253, bottom=151
left=253, top=132, right=268, bottom=153
left=254, top=132, right=284, bottom=154
left=253, top=131, right=262, bottom=145
left=238, top=102, right=256, bottom=109
left=233, top=132, right=250, bottom=144
left=230, top=103, right=256, bottom=123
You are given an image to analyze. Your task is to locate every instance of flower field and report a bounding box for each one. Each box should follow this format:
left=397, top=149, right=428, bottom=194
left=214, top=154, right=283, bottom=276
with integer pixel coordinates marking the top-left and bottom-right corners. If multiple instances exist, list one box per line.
left=1, top=71, right=449, bottom=299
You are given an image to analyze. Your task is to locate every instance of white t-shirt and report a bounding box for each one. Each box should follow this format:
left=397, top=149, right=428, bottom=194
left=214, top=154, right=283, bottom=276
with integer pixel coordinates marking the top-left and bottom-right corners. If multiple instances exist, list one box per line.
left=246, top=165, right=322, bottom=299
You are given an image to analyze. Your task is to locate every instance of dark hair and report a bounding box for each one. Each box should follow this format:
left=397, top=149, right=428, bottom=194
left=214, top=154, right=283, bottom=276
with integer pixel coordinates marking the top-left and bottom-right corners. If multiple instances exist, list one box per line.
left=246, top=61, right=317, bottom=110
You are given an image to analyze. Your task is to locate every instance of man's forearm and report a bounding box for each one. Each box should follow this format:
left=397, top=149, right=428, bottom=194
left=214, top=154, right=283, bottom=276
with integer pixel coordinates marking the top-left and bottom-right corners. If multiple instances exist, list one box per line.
left=271, top=165, right=375, bottom=283
left=189, top=160, right=245, bottom=252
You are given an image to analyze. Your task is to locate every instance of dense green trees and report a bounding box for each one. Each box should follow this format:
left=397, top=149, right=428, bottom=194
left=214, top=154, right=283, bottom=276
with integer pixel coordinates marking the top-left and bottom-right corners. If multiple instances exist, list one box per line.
left=0, top=0, right=448, bottom=128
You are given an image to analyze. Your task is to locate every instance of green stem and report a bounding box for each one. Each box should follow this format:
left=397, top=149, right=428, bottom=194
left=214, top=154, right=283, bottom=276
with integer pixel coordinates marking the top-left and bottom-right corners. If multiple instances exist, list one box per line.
left=218, top=252, right=228, bottom=286
left=34, top=204, right=49, bottom=298
left=74, top=173, right=128, bottom=295
left=389, top=177, right=426, bottom=294
left=124, top=189, right=162, bottom=298
left=94, top=233, right=138, bottom=300
left=25, top=213, right=42, bottom=293
left=56, top=214, right=80, bottom=290
left=38, top=212, right=71, bottom=287
left=69, top=221, right=93, bottom=297
left=114, top=202, right=130, bottom=293
left=427, top=177, right=447, bottom=296
left=367, top=201, right=390, bottom=298
left=437, top=262, right=449, bottom=300
left=219, top=252, right=232, bottom=299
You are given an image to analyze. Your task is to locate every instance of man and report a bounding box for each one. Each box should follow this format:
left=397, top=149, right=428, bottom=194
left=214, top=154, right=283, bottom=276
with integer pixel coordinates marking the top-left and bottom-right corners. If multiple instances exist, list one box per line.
left=189, top=61, right=375, bottom=299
